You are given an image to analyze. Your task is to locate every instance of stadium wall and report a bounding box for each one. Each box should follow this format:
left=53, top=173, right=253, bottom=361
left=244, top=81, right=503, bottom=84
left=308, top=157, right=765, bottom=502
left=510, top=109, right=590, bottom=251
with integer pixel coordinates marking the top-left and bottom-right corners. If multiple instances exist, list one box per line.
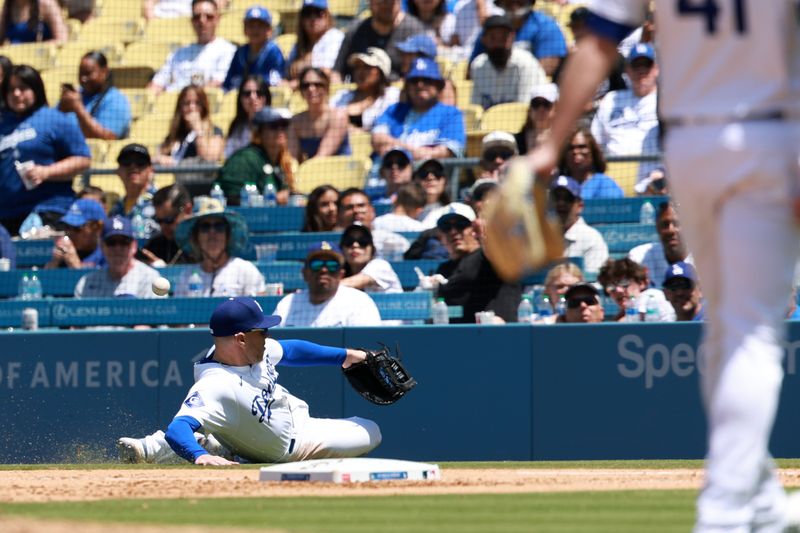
left=2, top=323, right=800, bottom=463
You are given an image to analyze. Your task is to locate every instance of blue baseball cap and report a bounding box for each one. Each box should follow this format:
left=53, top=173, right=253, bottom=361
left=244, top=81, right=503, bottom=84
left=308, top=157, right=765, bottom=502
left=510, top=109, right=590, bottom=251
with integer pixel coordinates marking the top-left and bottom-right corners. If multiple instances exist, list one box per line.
left=210, top=297, right=281, bottom=337
left=301, top=0, right=328, bottom=10
left=306, top=241, right=344, bottom=263
left=103, top=215, right=134, bottom=240
left=628, top=43, right=655, bottom=63
left=405, top=57, right=443, bottom=82
left=550, top=175, right=582, bottom=199
left=663, top=261, right=698, bottom=287
left=61, top=198, right=106, bottom=228
left=397, top=34, right=437, bottom=59
left=244, top=5, right=272, bottom=24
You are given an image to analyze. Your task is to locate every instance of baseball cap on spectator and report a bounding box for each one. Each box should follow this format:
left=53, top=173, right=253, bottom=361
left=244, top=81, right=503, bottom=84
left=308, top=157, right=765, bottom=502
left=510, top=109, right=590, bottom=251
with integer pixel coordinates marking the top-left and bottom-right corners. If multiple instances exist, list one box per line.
left=210, top=297, right=281, bottom=337
left=568, top=6, right=590, bottom=27
left=381, top=147, right=413, bottom=169
left=414, top=158, right=445, bottom=179
left=244, top=5, right=272, bottom=24
left=565, top=282, right=600, bottom=300
left=397, top=34, right=438, bottom=59
left=628, top=43, right=656, bottom=64
left=483, top=14, right=513, bottom=31
left=663, top=261, right=698, bottom=288
left=103, top=215, right=134, bottom=241
left=550, top=175, right=582, bottom=199
left=468, top=178, right=499, bottom=202
left=406, top=57, right=444, bottom=85
left=117, top=143, right=151, bottom=166
left=530, top=83, right=559, bottom=104
left=436, top=203, right=476, bottom=231
left=348, top=47, right=392, bottom=79
left=481, top=131, right=518, bottom=157
left=61, top=198, right=107, bottom=228
left=306, top=240, right=344, bottom=264
left=301, top=0, right=328, bottom=9
left=253, top=107, right=292, bottom=127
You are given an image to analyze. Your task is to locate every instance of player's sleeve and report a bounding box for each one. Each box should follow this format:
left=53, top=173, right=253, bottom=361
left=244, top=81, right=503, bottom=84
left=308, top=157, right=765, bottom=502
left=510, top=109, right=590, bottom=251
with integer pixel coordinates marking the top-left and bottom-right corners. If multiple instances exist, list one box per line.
left=276, top=339, right=347, bottom=366
left=586, top=0, right=646, bottom=44
left=164, top=415, right=207, bottom=462
left=173, top=380, right=235, bottom=443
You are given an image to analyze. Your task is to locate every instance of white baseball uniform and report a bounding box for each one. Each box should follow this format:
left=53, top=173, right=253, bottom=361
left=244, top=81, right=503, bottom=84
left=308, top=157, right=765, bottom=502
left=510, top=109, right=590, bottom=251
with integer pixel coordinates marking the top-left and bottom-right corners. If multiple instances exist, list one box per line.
left=589, top=1, right=800, bottom=531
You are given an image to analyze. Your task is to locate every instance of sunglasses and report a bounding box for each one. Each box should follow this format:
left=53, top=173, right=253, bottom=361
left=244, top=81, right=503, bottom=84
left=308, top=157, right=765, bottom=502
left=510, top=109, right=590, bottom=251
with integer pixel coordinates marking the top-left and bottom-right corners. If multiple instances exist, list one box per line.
left=341, top=236, right=371, bottom=248
left=415, top=169, right=445, bottom=180
left=567, top=295, right=599, bottom=309
left=264, top=121, right=290, bottom=130
left=192, top=12, right=216, bottom=21
left=307, top=259, right=341, bottom=272
left=531, top=99, right=553, bottom=109
left=439, top=219, right=472, bottom=232
left=300, top=81, right=327, bottom=91
left=604, top=279, right=632, bottom=293
left=301, top=7, right=326, bottom=17
left=154, top=214, right=177, bottom=225
left=197, top=221, right=227, bottom=233
left=382, top=158, right=409, bottom=169
left=104, top=237, right=132, bottom=247
left=484, top=149, right=514, bottom=161
left=664, top=278, right=694, bottom=291
left=241, top=89, right=266, bottom=98
left=568, top=143, right=590, bottom=151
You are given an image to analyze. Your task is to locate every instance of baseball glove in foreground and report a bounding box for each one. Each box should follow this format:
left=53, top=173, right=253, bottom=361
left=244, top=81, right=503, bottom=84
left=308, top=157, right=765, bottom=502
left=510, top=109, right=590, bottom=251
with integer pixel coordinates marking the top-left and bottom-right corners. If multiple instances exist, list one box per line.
left=483, top=158, right=564, bottom=281
left=343, top=344, right=416, bottom=405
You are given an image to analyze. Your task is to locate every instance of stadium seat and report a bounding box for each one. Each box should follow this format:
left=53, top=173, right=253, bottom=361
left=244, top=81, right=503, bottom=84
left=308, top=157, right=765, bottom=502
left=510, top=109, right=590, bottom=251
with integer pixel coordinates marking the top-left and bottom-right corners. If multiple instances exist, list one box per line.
left=435, top=56, right=452, bottom=79
left=269, top=85, right=292, bottom=107
left=274, top=33, right=297, bottom=58
left=449, top=60, right=468, bottom=82
left=461, top=104, right=483, bottom=131
left=0, top=42, right=57, bottom=71
left=142, top=16, right=196, bottom=45
left=217, top=12, right=247, bottom=44
left=328, top=0, right=360, bottom=17
left=120, top=88, right=153, bottom=120
left=452, top=79, right=472, bottom=109
left=152, top=92, right=180, bottom=115
left=119, top=41, right=173, bottom=71
left=349, top=130, right=372, bottom=161
left=465, top=130, right=486, bottom=158
left=294, top=156, right=369, bottom=194
left=86, top=139, right=109, bottom=165
left=78, top=18, right=145, bottom=45
left=605, top=160, right=640, bottom=197
left=287, top=91, right=307, bottom=114
left=205, top=87, right=224, bottom=113
left=277, top=10, right=299, bottom=36
left=57, top=41, right=124, bottom=71
left=97, top=0, right=143, bottom=21
left=479, top=102, right=528, bottom=133
left=129, top=115, right=171, bottom=146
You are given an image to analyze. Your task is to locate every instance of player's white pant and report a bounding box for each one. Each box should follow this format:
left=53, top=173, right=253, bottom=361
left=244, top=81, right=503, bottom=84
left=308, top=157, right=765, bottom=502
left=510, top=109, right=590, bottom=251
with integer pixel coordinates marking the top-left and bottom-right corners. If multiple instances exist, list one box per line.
left=665, top=121, right=800, bottom=533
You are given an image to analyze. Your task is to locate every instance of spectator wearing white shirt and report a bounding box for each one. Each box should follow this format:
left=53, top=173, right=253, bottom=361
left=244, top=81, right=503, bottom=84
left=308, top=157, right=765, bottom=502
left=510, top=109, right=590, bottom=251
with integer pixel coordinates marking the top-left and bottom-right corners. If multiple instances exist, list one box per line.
left=285, top=0, right=345, bottom=84
left=148, top=0, right=236, bottom=95
left=337, top=188, right=410, bottom=260
left=373, top=181, right=427, bottom=233
left=273, top=241, right=383, bottom=326
left=173, top=197, right=266, bottom=297
left=597, top=257, right=675, bottom=323
left=469, top=15, right=546, bottom=110
left=550, top=175, right=608, bottom=275
left=628, top=201, right=693, bottom=288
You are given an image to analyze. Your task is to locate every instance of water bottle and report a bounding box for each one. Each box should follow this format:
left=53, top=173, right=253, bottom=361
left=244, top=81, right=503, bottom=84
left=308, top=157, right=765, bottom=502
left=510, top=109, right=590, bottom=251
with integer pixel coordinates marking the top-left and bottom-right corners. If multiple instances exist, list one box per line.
left=639, top=201, right=656, bottom=225
left=517, top=295, right=533, bottom=323
left=188, top=270, right=203, bottom=297
left=239, top=182, right=251, bottom=207
left=644, top=294, right=660, bottom=322
left=536, top=293, right=552, bottom=319
left=132, top=213, right=146, bottom=239
left=263, top=181, right=277, bottom=207
left=18, top=273, right=30, bottom=300
left=625, top=295, right=639, bottom=323
left=210, top=183, right=227, bottom=208
left=432, top=297, right=449, bottom=325
left=556, top=294, right=566, bottom=316
left=28, top=270, right=42, bottom=300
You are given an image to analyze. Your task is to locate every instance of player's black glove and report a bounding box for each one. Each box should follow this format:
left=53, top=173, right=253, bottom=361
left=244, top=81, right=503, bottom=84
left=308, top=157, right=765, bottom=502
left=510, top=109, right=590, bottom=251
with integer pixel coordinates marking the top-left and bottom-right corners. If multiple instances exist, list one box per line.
left=343, top=344, right=416, bottom=405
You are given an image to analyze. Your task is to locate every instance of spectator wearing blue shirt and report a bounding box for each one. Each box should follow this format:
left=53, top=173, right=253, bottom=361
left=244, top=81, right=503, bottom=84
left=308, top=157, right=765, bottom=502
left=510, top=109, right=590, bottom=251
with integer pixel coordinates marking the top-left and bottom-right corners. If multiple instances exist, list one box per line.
left=223, top=6, right=285, bottom=90
left=557, top=127, right=623, bottom=200
left=0, top=65, right=91, bottom=235
left=44, top=198, right=107, bottom=269
left=58, top=51, right=132, bottom=140
left=469, top=0, right=566, bottom=77
left=109, top=144, right=160, bottom=240
left=372, top=57, right=465, bottom=160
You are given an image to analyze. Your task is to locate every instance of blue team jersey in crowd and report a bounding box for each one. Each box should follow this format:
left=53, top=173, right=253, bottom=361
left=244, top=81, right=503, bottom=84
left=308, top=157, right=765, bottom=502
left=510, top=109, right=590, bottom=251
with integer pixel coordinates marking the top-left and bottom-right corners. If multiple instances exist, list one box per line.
left=579, top=173, right=624, bottom=200
left=469, top=10, right=567, bottom=63
left=373, top=101, right=466, bottom=157
left=81, top=87, right=132, bottom=139
left=223, top=41, right=285, bottom=90
left=0, top=107, right=90, bottom=218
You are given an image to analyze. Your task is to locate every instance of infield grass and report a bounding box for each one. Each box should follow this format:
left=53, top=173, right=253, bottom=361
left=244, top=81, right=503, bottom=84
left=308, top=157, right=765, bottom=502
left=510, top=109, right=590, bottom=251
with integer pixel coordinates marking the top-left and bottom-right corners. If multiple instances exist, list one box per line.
left=0, top=490, right=697, bottom=532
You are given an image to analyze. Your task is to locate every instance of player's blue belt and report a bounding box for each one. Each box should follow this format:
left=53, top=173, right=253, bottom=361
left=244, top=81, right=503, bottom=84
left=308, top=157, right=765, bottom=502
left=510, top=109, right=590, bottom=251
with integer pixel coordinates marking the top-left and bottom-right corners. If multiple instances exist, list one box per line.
left=665, top=110, right=794, bottom=127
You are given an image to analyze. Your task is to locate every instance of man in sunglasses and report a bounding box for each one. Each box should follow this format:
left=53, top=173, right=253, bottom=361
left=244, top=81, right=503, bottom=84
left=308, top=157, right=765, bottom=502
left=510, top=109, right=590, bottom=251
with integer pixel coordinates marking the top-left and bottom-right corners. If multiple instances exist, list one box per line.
left=118, top=297, right=382, bottom=464
left=478, top=131, right=517, bottom=181
left=149, top=0, right=236, bottom=95
left=470, top=15, right=547, bottom=110
left=139, top=183, right=194, bottom=267
left=74, top=216, right=164, bottom=299
left=560, top=282, right=604, bottom=324
left=108, top=144, right=159, bottom=240
left=272, top=242, right=382, bottom=327
left=222, top=5, right=285, bottom=91
left=662, top=261, right=703, bottom=322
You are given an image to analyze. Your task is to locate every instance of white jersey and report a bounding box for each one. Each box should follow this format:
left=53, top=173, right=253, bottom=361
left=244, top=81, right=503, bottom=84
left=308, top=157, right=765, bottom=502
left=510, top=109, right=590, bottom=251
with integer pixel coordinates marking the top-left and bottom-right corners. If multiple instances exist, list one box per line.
left=272, top=285, right=382, bottom=327
left=174, top=339, right=298, bottom=462
left=589, top=0, right=800, bottom=122
left=174, top=258, right=266, bottom=297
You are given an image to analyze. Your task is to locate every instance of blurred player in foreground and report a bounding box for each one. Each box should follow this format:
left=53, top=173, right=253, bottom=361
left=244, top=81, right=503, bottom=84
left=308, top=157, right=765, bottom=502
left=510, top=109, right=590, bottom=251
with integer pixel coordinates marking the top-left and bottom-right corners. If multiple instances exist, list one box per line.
left=500, top=2, right=800, bottom=531
left=118, top=297, right=381, bottom=465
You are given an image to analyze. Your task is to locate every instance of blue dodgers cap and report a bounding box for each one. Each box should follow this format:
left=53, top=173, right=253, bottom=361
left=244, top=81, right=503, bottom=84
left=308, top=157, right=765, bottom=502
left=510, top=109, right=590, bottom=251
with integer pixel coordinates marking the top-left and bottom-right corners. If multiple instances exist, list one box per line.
left=628, top=43, right=655, bottom=63
left=406, top=57, right=443, bottom=82
left=396, top=33, right=437, bottom=58
left=301, top=0, right=328, bottom=9
left=210, top=297, right=281, bottom=337
left=61, top=198, right=107, bottom=227
left=663, top=261, right=698, bottom=287
left=103, top=215, right=134, bottom=240
left=244, top=5, right=272, bottom=24
left=550, top=175, right=582, bottom=199
left=306, top=240, right=344, bottom=263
